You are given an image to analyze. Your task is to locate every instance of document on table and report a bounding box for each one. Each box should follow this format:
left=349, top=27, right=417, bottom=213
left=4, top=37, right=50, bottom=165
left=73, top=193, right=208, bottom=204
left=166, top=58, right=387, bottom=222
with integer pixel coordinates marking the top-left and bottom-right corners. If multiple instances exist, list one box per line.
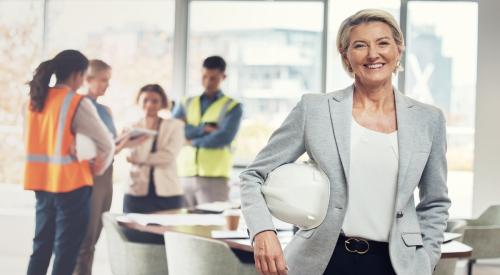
left=211, top=230, right=249, bottom=239
left=195, top=201, right=241, bottom=213
left=441, top=240, right=472, bottom=254
left=118, top=213, right=226, bottom=226
left=443, top=232, right=462, bottom=243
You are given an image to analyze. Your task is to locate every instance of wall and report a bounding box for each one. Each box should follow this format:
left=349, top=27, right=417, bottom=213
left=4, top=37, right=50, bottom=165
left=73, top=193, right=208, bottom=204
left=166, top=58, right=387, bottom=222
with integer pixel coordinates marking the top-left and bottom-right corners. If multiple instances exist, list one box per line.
left=472, top=0, right=500, bottom=216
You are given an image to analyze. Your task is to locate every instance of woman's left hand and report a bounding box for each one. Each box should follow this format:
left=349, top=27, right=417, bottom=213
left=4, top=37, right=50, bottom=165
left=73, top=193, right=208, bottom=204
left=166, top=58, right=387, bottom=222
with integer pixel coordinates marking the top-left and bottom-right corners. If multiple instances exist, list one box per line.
left=254, top=231, right=288, bottom=275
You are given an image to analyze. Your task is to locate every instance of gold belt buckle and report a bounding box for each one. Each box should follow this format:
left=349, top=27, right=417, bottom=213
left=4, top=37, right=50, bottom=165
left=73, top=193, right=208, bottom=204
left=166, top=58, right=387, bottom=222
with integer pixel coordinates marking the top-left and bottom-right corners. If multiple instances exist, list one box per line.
left=344, top=237, right=370, bottom=254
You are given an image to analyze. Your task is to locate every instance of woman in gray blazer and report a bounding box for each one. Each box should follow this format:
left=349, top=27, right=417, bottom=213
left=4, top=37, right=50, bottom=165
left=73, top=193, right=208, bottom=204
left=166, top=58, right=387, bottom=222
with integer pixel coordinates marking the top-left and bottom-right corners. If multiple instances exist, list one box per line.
left=240, top=9, right=450, bottom=275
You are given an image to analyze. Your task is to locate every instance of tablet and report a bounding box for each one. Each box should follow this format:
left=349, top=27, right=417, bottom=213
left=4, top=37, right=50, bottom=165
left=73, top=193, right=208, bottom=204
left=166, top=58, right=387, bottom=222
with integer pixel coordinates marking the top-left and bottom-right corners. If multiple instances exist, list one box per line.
left=115, top=128, right=157, bottom=144
left=76, top=134, right=97, bottom=161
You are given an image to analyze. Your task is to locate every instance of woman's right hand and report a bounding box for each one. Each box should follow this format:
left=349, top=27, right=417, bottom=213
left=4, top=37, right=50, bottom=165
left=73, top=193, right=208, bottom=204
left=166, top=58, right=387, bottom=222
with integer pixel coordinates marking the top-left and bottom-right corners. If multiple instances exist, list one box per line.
left=254, top=231, right=288, bottom=275
left=115, top=134, right=149, bottom=154
left=122, top=135, right=149, bottom=148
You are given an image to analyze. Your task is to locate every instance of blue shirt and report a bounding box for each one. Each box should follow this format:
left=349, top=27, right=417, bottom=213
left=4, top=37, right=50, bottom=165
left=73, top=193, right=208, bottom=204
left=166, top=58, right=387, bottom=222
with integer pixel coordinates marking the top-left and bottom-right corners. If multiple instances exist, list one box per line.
left=88, top=97, right=117, bottom=138
left=173, top=91, right=243, bottom=148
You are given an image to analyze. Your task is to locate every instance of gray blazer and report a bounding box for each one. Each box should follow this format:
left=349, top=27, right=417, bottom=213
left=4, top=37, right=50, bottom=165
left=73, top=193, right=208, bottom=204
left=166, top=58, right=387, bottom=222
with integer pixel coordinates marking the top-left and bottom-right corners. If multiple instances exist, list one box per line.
left=240, top=85, right=451, bottom=275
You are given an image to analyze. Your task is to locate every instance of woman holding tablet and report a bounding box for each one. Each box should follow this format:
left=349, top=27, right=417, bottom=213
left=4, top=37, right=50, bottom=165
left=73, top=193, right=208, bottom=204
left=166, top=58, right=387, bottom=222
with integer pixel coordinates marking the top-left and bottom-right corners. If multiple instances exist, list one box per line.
left=123, top=84, right=185, bottom=213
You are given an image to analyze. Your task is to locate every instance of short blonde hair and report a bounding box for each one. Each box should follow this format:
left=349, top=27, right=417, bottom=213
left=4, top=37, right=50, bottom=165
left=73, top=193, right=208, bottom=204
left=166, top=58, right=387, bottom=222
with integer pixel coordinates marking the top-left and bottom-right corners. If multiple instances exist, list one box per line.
left=88, top=59, right=111, bottom=77
left=336, top=9, right=405, bottom=75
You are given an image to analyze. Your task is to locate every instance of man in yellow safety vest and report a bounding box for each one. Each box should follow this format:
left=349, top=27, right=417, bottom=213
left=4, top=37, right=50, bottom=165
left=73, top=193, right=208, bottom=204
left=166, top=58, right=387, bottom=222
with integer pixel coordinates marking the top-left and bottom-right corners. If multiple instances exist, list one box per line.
left=173, top=56, right=243, bottom=207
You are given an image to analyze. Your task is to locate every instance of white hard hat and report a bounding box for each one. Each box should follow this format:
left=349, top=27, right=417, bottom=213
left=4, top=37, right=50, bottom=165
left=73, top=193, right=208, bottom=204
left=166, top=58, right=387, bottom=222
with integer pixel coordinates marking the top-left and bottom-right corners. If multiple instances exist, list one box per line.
left=75, top=134, right=97, bottom=161
left=261, top=161, right=330, bottom=230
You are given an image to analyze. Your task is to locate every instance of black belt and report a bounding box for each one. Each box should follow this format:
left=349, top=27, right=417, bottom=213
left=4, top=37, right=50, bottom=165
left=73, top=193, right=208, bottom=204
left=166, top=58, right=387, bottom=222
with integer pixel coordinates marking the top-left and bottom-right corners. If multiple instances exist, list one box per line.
left=337, top=233, right=389, bottom=255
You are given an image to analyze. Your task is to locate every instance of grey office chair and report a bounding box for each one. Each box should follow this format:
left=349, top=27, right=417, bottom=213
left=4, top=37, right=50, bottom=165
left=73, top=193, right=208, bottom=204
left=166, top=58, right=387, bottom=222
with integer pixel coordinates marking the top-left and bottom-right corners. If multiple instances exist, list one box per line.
left=459, top=205, right=500, bottom=275
left=164, top=231, right=258, bottom=275
left=102, top=212, right=168, bottom=275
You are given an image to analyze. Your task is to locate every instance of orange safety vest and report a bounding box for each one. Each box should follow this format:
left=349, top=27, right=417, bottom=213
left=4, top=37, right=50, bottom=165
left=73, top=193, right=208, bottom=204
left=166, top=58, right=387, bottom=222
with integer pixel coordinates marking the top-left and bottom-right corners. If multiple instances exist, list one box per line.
left=24, top=86, right=93, bottom=193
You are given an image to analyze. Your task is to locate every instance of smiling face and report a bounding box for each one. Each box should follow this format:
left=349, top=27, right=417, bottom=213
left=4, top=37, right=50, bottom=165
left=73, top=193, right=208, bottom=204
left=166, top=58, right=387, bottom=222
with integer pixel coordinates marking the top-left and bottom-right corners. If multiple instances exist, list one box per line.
left=344, top=21, right=402, bottom=87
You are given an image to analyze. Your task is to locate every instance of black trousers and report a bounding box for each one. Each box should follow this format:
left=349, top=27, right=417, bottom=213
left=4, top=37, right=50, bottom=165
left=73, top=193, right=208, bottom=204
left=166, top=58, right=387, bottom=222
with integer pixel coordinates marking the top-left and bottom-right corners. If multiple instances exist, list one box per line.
left=323, top=235, right=397, bottom=275
left=123, top=177, right=184, bottom=214
left=122, top=194, right=184, bottom=214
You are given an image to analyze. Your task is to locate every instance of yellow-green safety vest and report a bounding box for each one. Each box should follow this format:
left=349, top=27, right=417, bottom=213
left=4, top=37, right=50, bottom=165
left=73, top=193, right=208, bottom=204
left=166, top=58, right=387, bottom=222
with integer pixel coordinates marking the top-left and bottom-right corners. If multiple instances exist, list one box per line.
left=177, top=95, right=239, bottom=178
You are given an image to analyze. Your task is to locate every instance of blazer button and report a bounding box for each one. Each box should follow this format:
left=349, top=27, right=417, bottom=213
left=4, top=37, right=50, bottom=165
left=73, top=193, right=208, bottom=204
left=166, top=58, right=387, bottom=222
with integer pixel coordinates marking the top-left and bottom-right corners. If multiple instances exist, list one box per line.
left=396, top=211, right=404, bottom=218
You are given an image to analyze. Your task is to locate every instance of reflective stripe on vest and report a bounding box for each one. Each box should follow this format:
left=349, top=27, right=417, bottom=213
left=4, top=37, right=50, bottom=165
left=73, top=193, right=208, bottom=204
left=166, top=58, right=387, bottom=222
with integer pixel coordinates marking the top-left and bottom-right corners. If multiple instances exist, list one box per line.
left=55, top=91, right=75, bottom=156
left=27, top=154, right=76, bottom=164
left=24, top=87, right=93, bottom=193
left=177, top=95, right=239, bottom=178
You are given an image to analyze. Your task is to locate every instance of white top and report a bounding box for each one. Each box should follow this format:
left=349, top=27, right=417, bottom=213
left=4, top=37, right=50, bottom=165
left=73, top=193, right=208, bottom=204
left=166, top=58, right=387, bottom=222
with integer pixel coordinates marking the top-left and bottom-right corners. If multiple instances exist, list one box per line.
left=342, top=117, right=399, bottom=242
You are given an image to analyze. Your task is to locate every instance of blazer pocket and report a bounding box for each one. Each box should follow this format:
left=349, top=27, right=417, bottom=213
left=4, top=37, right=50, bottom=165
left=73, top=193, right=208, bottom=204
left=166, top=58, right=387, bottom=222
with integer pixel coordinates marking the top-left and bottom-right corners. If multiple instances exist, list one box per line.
left=401, top=232, right=424, bottom=247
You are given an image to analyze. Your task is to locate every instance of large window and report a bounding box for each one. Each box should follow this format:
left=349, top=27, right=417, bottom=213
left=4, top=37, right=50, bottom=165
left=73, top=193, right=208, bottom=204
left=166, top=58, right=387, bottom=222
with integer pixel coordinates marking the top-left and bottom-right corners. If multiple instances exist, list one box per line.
left=45, top=0, right=175, bottom=128
left=188, top=1, right=324, bottom=164
left=0, top=1, right=481, bottom=219
left=405, top=1, right=478, bottom=217
left=0, top=0, right=43, bottom=184
left=45, top=0, right=176, bottom=182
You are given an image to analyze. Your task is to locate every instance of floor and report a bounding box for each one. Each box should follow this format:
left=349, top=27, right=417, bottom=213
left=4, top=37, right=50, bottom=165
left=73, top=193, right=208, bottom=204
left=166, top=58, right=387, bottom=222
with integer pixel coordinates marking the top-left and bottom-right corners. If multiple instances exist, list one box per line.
left=0, top=185, right=114, bottom=275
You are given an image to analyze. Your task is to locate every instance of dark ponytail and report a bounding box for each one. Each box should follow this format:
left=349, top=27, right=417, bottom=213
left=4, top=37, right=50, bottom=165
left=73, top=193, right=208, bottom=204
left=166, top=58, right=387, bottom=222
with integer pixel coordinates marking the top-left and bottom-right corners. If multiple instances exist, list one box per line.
left=28, top=50, right=89, bottom=112
left=28, top=60, right=56, bottom=112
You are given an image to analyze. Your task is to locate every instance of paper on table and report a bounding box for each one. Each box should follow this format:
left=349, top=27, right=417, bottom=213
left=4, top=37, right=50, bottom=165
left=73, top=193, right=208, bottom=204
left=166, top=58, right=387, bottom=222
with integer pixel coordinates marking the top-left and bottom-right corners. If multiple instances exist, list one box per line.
left=211, top=230, right=249, bottom=239
left=123, top=213, right=226, bottom=226
left=443, top=232, right=462, bottom=243
left=195, top=201, right=241, bottom=213
left=441, top=240, right=472, bottom=254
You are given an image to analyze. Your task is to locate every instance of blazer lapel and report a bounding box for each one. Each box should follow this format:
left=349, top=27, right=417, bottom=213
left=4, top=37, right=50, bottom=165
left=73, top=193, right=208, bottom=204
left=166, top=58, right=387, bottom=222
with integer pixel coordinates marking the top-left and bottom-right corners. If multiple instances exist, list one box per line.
left=328, top=85, right=354, bottom=183
left=327, top=85, right=416, bottom=196
left=394, top=88, right=416, bottom=208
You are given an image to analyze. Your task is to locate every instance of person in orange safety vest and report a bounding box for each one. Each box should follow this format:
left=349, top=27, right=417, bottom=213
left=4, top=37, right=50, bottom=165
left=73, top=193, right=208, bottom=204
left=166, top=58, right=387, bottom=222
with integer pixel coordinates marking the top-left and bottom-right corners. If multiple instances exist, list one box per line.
left=24, top=50, right=114, bottom=275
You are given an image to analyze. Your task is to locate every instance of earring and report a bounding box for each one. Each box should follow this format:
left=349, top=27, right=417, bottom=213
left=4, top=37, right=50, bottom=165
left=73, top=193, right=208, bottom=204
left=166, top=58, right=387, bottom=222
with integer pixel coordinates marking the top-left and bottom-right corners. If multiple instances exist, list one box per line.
left=394, top=60, right=401, bottom=73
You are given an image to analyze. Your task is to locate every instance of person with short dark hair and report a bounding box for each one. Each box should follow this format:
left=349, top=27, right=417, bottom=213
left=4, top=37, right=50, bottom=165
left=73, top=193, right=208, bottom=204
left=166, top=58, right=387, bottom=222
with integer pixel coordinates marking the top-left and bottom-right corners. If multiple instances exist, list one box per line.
left=173, top=56, right=243, bottom=207
left=123, top=84, right=185, bottom=213
left=203, top=55, right=227, bottom=72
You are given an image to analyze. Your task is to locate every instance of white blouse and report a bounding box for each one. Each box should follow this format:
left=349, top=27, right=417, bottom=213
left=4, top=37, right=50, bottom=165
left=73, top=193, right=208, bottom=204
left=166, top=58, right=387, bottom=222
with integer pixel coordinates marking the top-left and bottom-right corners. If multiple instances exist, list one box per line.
left=342, top=117, right=399, bottom=242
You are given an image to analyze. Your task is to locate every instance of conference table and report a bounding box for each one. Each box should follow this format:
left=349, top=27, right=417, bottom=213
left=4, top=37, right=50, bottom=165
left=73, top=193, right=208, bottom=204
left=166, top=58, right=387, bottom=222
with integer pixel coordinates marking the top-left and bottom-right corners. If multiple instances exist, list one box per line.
left=117, top=209, right=472, bottom=260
